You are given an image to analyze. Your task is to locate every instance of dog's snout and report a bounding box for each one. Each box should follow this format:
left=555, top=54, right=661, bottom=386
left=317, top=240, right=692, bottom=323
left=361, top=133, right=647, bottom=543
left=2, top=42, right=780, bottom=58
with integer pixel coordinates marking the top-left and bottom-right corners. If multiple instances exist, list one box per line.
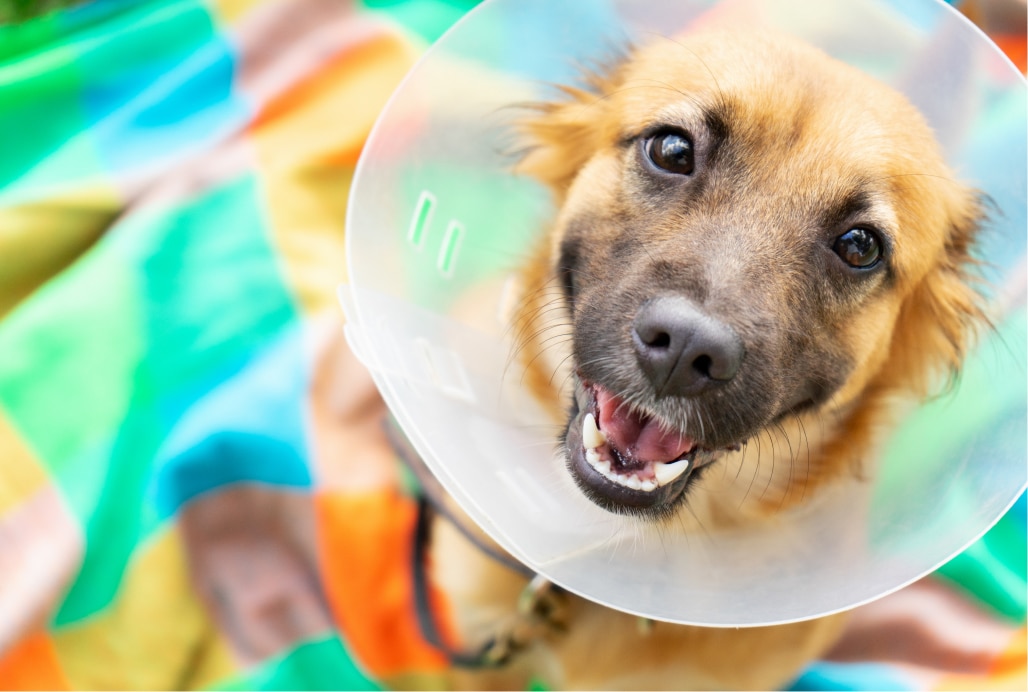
left=632, top=296, right=744, bottom=396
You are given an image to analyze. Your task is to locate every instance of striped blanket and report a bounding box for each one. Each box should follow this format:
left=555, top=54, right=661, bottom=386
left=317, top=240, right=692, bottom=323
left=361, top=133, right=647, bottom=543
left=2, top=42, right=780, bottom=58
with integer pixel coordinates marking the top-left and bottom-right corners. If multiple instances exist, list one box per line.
left=0, top=0, right=1024, bottom=689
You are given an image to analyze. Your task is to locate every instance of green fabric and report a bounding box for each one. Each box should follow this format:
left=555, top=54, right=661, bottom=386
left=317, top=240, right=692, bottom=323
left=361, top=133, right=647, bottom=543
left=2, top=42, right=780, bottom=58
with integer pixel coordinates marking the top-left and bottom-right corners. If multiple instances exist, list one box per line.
left=0, top=0, right=84, bottom=24
left=937, top=505, right=1028, bottom=621
left=0, top=174, right=300, bottom=625
left=214, top=635, right=382, bottom=691
left=0, top=23, right=97, bottom=192
left=363, top=0, right=482, bottom=43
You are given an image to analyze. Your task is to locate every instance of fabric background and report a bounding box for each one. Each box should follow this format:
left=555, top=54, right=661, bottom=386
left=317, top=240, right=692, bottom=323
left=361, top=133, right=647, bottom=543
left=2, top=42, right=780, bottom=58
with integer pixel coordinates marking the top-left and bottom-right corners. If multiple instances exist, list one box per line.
left=0, top=0, right=1023, bottom=689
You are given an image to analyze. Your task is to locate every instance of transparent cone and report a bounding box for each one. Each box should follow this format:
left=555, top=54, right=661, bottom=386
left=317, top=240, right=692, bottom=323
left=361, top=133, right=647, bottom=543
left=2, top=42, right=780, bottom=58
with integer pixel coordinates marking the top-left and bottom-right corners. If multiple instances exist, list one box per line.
left=341, top=0, right=1027, bottom=626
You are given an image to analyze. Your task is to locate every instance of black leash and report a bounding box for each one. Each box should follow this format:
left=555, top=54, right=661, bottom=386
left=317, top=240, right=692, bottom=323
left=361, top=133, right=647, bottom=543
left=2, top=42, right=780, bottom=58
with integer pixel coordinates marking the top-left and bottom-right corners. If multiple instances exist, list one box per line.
left=385, top=417, right=568, bottom=669
left=410, top=493, right=508, bottom=667
left=385, top=418, right=535, bottom=581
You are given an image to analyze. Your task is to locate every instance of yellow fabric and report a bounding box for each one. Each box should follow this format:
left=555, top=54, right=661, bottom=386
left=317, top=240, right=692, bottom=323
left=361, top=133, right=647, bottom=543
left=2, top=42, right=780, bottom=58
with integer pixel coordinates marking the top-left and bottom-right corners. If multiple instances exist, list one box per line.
left=0, top=413, right=49, bottom=515
left=53, top=527, right=234, bottom=690
left=0, top=182, right=120, bottom=319
left=252, top=32, right=420, bottom=310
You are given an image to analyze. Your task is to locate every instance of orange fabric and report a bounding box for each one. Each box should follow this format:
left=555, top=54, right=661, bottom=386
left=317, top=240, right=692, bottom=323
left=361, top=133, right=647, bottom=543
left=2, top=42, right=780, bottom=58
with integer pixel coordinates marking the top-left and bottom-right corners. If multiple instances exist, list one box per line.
left=246, top=26, right=418, bottom=311
left=993, top=34, right=1028, bottom=74
left=249, top=31, right=417, bottom=168
left=989, top=627, right=1028, bottom=678
left=314, top=490, right=457, bottom=678
left=0, top=631, right=70, bottom=691
left=934, top=627, right=1028, bottom=691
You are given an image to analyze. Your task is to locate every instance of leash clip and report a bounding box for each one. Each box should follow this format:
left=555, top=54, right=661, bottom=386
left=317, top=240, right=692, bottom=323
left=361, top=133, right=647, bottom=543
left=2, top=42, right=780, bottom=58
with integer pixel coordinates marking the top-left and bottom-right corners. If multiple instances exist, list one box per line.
left=477, top=576, right=569, bottom=667
left=517, top=574, right=568, bottom=632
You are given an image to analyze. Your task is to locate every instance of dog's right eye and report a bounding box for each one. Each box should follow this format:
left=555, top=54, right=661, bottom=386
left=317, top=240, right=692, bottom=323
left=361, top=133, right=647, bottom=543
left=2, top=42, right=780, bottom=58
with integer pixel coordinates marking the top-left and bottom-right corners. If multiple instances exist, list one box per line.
left=646, top=132, right=695, bottom=175
left=833, top=228, right=882, bottom=269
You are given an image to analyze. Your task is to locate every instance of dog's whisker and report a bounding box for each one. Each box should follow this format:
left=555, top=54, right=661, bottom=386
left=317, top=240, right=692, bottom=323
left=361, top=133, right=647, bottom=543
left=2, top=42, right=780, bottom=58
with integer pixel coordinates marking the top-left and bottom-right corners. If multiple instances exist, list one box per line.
left=758, top=426, right=779, bottom=502
left=742, top=431, right=768, bottom=509
left=507, top=322, right=571, bottom=368
left=507, top=297, right=568, bottom=343
left=546, top=351, right=579, bottom=390
left=507, top=298, right=568, bottom=335
left=771, top=420, right=796, bottom=509
left=795, top=412, right=814, bottom=504
left=517, top=339, right=575, bottom=390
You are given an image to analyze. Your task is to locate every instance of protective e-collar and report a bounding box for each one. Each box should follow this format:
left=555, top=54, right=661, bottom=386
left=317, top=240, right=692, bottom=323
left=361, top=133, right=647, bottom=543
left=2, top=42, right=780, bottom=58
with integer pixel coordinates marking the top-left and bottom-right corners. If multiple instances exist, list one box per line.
left=340, top=0, right=1027, bottom=626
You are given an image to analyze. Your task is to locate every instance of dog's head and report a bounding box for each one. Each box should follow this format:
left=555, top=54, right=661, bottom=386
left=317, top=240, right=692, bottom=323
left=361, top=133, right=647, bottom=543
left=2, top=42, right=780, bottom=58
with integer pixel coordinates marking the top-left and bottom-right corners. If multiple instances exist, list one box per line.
left=515, top=32, right=985, bottom=519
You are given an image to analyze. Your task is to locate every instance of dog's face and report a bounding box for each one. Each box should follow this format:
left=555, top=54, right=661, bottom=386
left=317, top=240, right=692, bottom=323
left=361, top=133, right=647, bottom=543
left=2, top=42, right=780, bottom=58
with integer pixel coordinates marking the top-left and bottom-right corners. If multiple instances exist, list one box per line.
left=517, top=32, right=983, bottom=519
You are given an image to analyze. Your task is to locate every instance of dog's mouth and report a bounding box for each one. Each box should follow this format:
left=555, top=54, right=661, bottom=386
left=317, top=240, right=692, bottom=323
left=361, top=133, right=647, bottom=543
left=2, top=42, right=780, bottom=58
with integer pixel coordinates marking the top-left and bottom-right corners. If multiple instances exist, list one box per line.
left=565, top=377, right=734, bottom=516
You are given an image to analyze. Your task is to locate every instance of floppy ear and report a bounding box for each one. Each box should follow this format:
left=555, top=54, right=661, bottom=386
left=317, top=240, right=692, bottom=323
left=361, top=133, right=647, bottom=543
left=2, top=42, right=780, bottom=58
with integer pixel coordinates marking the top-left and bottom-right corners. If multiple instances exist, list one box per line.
left=883, top=190, right=988, bottom=396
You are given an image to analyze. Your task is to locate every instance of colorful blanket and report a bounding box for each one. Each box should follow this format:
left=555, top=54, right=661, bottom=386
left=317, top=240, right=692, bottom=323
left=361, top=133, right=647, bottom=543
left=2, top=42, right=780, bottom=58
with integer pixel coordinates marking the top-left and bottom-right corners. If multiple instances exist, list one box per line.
left=0, top=0, right=1023, bottom=689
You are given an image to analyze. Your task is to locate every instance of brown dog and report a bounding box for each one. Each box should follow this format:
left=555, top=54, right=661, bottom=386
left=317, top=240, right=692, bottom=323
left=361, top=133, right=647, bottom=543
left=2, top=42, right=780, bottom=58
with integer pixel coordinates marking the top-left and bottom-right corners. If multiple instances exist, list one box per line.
left=430, top=30, right=985, bottom=690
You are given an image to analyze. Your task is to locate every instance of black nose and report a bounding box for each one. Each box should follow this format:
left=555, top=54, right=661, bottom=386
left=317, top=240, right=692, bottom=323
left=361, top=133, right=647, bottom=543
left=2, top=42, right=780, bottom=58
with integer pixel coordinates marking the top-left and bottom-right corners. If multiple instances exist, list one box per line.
left=632, top=296, right=744, bottom=396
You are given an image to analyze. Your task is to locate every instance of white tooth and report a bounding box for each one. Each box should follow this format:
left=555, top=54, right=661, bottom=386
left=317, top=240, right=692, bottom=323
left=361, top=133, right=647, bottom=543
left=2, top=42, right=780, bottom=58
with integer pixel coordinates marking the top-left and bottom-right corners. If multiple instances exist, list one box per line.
left=626, top=476, right=642, bottom=490
left=640, top=479, right=657, bottom=492
left=654, top=458, right=691, bottom=486
left=582, top=413, right=606, bottom=450
left=597, top=460, right=612, bottom=476
left=586, top=448, right=601, bottom=465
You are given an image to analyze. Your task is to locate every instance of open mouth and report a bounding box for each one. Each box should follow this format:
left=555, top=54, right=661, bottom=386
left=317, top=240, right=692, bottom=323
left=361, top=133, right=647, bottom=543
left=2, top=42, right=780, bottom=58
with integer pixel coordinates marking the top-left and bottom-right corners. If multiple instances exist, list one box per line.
left=565, top=378, right=729, bottom=515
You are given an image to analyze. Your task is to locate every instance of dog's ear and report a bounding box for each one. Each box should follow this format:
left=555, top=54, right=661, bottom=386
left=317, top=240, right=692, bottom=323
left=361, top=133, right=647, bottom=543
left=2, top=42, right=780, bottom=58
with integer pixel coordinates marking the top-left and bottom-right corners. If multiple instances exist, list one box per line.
left=517, top=86, right=607, bottom=198
left=884, top=189, right=988, bottom=396
left=516, top=64, right=624, bottom=200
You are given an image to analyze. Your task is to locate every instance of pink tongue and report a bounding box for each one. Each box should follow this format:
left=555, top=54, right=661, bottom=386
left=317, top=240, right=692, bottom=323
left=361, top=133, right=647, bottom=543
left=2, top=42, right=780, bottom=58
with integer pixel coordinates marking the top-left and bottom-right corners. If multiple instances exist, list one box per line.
left=595, top=387, right=695, bottom=463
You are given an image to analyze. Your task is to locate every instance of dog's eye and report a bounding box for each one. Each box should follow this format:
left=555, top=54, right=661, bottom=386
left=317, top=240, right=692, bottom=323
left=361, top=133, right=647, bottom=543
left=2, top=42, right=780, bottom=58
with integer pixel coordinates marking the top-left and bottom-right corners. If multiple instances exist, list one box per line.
left=833, top=228, right=881, bottom=268
left=646, top=132, right=695, bottom=175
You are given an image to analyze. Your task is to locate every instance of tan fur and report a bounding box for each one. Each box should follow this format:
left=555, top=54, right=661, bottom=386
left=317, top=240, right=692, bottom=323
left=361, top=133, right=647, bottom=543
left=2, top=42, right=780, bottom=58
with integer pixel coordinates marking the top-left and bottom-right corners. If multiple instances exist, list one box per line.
left=430, top=30, right=985, bottom=690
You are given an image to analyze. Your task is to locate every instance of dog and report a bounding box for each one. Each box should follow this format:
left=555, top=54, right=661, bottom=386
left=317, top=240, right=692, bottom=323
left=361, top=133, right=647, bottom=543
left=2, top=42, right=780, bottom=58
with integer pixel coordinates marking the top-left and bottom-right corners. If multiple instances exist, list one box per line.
left=427, top=29, right=986, bottom=690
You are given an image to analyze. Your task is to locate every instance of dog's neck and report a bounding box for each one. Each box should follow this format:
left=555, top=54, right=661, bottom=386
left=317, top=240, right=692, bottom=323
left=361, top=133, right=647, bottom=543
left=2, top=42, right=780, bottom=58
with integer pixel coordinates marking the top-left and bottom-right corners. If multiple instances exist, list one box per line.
left=426, top=478, right=850, bottom=691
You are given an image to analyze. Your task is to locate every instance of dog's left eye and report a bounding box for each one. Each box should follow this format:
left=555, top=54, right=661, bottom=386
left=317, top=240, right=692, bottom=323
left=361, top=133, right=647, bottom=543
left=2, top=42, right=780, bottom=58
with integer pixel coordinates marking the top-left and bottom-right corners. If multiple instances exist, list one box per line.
left=833, top=228, right=881, bottom=268
left=646, top=132, right=695, bottom=175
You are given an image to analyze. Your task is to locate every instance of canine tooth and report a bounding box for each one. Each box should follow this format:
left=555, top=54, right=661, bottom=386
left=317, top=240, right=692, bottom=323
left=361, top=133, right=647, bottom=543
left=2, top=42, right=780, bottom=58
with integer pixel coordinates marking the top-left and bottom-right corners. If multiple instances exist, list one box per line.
left=654, top=458, right=690, bottom=486
left=582, top=413, right=605, bottom=449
